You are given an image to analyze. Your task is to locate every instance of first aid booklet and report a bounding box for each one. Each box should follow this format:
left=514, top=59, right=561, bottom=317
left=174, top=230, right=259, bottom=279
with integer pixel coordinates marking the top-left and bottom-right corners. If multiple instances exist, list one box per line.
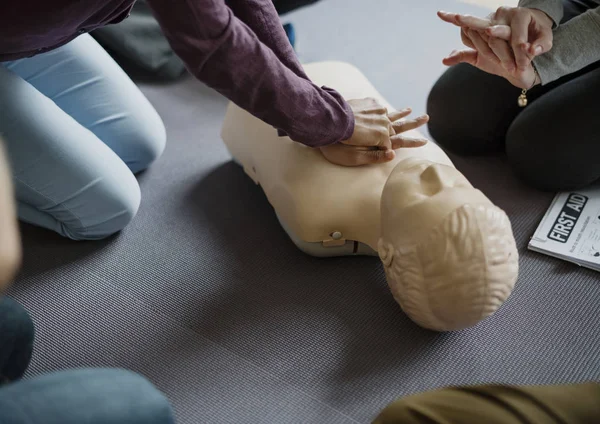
left=528, top=184, right=600, bottom=272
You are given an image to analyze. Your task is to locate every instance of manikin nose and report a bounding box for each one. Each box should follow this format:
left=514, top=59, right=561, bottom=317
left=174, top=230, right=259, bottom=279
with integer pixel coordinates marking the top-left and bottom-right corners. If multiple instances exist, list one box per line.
left=420, top=164, right=447, bottom=195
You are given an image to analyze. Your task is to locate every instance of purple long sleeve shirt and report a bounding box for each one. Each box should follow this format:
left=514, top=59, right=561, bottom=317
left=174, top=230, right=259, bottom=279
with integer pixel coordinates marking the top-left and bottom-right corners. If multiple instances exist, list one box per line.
left=0, top=0, right=354, bottom=147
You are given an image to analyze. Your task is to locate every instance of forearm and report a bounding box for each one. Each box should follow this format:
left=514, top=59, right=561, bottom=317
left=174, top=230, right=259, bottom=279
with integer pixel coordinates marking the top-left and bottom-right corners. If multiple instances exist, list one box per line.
left=0, top=139, right=21, bottom=292
left=146, top=0, right=354, bottom=147
left=225, top=0, right=307, bottom=78
left=534, top=6, right=600, bottom=84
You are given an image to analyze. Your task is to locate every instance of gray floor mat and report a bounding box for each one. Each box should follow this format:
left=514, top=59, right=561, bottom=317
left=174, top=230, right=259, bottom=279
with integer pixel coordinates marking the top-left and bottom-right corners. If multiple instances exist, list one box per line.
left=7, top=1, right=600, bottom=423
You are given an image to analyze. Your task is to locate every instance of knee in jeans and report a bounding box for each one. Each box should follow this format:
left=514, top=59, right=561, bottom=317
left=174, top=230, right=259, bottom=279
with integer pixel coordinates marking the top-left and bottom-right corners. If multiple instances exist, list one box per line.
left=134, top=122, right=166, bottom=173
left=127, top=112, right=166, bottom=174
left=62, top=178, right=141, bottom=241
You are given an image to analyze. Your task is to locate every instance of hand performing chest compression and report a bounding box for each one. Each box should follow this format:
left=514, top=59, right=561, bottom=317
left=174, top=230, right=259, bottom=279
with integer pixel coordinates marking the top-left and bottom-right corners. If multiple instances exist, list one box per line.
left=319, top=98, right=429, bottom=167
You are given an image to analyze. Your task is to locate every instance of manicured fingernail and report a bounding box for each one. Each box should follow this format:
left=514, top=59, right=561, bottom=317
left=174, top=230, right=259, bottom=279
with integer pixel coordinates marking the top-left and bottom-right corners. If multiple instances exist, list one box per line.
left=534, top=45, right=543, bottom=55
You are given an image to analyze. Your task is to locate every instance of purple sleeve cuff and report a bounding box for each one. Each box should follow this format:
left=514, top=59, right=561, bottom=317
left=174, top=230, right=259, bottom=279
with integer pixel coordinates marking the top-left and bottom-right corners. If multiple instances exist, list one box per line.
left=275, top=85, right=355, bottom=147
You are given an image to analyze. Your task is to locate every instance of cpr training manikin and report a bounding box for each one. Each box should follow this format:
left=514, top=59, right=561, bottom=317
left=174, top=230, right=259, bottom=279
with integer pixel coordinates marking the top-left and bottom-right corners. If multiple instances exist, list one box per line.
left=220, top=61, right=519, bottom=331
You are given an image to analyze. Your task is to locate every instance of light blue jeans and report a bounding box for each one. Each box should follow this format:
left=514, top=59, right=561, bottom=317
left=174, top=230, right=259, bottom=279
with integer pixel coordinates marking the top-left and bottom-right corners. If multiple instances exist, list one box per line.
left=0, top=34, right=166, bottom=240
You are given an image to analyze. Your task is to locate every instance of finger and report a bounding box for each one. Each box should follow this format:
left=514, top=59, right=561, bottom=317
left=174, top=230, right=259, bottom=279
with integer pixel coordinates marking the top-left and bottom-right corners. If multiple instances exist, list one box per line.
left=461, top=28, right=475, bottom=49
left=488, top=37, right=516, bottom=71
left=330, top=147, right=395, bottom=166
left=486, top=24, right=511, bottom=40
left=381, top=135, right=392, bottom=150
left=362, top=149, right=395, bottom=164
left=439, top=11, right=492, bottom=29
left=511, top=11, right=533, bottom=70
left=392, top=115, right=429, bottom=134
left=376, top=125, right=393, bottom=150
left=437, top=11, right=462, bottom=27
left=522, top=42, right=542, bottom=58
left=529, top=28, right=553, bottom=55
left=390, top=135, right=429, bottom=149
left=468, top=29, right=498, bottom=64
left=442, top=49, right=478, bottom=66
left=520, top=43, right=536, bottom=63
left=342, top=122, right=391, bottom=149
left=492, top=6, right=512, bottom=25
left=522, top=43, right=534, bottom=57
left=388, top=108, right=412, bottom=122
left=388, top=124, right=396, bottom=136
left=455, top=14, right=493, bottom=30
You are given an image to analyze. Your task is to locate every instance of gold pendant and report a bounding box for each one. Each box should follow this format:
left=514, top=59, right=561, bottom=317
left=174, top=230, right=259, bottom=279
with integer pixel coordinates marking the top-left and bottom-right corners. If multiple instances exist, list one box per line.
left=518, top=89, right=528, bottom=107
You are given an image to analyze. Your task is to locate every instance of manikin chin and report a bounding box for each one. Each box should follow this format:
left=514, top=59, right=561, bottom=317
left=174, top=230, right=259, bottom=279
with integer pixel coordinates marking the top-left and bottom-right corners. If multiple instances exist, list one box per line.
left=220, top=61, right=519, bottom=332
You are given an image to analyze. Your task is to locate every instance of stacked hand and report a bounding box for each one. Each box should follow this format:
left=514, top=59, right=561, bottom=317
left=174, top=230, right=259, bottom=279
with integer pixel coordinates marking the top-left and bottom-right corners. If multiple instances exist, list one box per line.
left=321, top=98, right=429, bottom=167
left=437, top=7, right=554, bottom=89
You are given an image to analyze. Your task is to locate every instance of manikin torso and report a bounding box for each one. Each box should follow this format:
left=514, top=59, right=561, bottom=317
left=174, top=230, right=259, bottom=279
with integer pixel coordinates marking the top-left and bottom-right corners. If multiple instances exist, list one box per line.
left=221, top=61, right=519, bottom=331
left=221, top=61, right=454, bottom=254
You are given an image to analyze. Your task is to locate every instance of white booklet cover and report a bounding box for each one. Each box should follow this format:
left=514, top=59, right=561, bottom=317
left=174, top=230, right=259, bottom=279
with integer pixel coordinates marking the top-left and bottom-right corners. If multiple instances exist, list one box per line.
left=528, top=184, right=600, bottom=272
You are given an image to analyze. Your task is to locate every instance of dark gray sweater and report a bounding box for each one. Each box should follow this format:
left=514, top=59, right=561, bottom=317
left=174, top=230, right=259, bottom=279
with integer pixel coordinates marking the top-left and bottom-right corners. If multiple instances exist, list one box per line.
left=520, top=0, right=600, bottom=84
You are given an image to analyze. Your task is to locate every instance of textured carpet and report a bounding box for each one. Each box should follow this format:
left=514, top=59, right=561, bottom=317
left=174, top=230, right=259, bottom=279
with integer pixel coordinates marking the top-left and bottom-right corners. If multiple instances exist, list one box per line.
left=7, top=1, right=600, bottom=423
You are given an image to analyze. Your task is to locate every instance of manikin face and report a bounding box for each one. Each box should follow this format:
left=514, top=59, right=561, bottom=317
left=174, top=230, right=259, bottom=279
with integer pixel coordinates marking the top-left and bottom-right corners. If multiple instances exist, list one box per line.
left=378, top=158, right=519, bottom=331
left=381, top=157, right=492, bottom=249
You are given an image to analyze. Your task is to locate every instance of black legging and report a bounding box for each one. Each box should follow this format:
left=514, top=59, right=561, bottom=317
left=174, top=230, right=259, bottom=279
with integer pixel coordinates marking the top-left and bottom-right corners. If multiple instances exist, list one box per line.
left=427, top=0, right=600, bottom=192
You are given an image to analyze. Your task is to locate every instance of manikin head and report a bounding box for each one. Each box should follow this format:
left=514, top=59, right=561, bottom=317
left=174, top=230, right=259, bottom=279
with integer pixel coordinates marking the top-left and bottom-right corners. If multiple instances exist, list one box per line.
left=378, top=158, right=519, bottom=331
